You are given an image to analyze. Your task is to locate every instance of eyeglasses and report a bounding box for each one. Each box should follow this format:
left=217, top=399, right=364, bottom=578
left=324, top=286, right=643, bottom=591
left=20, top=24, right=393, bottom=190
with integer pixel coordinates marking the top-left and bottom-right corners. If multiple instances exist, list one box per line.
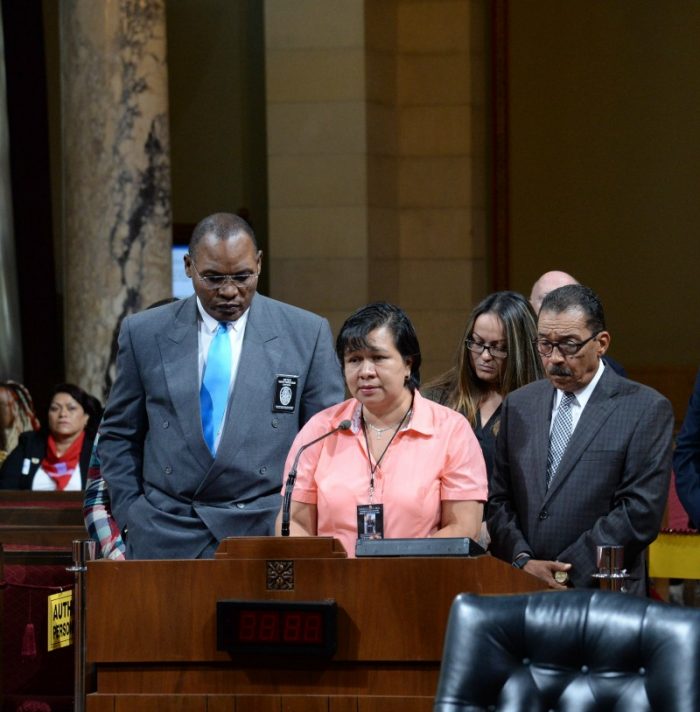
left=189, top=261, right=259, bottom=290
left=465, top=338, right=508, bottom=359
left=534, top=332, right=600, bottom=357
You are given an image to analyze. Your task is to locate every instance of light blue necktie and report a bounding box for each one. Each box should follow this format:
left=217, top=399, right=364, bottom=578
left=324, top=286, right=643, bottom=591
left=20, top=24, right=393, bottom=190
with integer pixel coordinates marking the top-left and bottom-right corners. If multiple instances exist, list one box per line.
left=200, top=322, right=231, bottom=454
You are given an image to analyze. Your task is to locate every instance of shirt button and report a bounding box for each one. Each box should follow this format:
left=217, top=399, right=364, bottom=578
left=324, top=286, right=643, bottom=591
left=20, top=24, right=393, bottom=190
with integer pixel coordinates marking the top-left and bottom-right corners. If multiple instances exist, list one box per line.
left=259, top=466, right=267, bottom=475
left=236, top=502, right=246, bottom=509
left=538, top=509, right=549, bottom=520
left=164, top=466, right=172, bottom=474
left=271, top=418, right=279, bottom=428
left=162, top=421, right=169, bottom=429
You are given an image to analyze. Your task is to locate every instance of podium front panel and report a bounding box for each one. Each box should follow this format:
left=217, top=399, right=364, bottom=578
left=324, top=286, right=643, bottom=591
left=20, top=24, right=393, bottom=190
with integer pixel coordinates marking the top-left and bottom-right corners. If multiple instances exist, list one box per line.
left=86, top=545, right=547, bottom=708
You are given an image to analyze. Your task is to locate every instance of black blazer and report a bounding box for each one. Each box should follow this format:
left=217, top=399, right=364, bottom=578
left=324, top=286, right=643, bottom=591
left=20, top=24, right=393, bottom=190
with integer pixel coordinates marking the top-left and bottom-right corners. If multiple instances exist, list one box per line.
left=0, top=430, right=94, bottom=490
left=674, top=368, right=700, bottom=528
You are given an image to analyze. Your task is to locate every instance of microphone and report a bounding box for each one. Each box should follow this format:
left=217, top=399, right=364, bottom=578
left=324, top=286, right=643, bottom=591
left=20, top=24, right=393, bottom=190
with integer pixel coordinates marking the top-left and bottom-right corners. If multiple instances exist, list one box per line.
left=281, top=419, right=351, bottom=537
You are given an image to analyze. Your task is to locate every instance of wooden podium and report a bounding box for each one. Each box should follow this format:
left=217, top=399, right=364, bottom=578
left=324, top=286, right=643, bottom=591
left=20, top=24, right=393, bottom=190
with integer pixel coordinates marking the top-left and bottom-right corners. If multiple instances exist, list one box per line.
left=86, top=537, right=547, bottom=712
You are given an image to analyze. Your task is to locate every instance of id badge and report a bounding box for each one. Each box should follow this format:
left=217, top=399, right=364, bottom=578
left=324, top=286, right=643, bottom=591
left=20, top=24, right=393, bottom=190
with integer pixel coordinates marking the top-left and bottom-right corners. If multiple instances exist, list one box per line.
left=273, top=374, right=298, bottom=413
left=357, top=504, right=384, bottom=540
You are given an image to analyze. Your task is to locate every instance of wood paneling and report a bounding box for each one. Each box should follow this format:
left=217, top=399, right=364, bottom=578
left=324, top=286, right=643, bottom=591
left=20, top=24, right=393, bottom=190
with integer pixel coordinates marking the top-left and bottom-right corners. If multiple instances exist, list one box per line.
left=94, top=664, right=440, bottom=697
left=86, top=538, right=547, bottom=708
left=114, top=696, right=205, bottom=712
left=281, top=697, right=328, bottom=712
left=234, top=697, right=280, bottom=712
left=359, top=698, right=432, bottom=712
left=85, top=695, right=433, bottom=712
left=329, top=698, right=358, bottom=712
left=87, top=553, right=544, bottom=663
left=86, top=697, right=114, bottom=712
left=0, top=491, right=86, bottom=546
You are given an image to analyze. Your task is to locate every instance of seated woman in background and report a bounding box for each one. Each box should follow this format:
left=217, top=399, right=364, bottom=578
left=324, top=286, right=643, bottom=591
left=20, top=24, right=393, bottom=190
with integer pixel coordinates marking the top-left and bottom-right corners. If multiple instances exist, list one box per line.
left=423, top=291, right=543, bottom=480
left=275, top=302, right=487, bottom=557
left=0, top=380, right=40, bottom=463
left=0, top=383, right=102, bottom=490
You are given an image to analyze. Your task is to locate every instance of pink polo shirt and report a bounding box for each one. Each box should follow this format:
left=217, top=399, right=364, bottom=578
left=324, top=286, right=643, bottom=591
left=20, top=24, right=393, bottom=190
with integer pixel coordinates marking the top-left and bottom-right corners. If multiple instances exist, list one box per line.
left=282, top=391, right=487, bottom=557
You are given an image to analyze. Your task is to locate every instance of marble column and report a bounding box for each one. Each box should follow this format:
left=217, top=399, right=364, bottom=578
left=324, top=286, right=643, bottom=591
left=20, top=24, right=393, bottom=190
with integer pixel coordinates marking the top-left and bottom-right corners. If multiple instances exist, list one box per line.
left=61, top=0, right=171, bottom=402
left=0, top=5, right=22, bottom=381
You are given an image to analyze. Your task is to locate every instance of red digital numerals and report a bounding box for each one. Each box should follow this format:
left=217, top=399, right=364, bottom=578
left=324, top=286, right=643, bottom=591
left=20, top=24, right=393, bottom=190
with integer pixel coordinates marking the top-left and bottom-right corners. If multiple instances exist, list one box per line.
left=237, top=610, right=323, bottom=644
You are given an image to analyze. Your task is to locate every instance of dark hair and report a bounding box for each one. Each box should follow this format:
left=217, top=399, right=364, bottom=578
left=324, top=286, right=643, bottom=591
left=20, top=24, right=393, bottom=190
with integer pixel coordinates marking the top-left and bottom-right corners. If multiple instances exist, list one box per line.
left=424, top=291, right=544, bottom=425
left=540, top=284, right=606, bottom=333
left=49, top=383, right=103, bottom=438
left=335, top=302, right=421, bottom=392
left=189, top=213, right=258, bottom=257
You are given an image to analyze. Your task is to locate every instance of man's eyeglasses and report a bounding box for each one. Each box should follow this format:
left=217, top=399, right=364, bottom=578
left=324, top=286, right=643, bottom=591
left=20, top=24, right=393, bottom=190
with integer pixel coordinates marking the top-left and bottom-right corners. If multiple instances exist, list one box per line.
left=189, top=261, right=259, bottom=290
left=534, top=332, right=600, bottom=357
left=465, top=338, right=508, bottom=359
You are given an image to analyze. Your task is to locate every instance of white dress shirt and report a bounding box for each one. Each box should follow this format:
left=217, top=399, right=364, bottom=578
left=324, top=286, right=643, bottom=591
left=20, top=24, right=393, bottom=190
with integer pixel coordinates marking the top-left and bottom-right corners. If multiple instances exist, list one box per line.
left=550, top=359, right=606, bottom=435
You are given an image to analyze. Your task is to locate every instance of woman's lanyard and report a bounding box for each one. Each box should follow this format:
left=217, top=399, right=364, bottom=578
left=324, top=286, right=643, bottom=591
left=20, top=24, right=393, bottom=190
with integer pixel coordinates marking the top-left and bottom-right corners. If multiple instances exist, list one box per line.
left=361, top=402, right=412, bottom=505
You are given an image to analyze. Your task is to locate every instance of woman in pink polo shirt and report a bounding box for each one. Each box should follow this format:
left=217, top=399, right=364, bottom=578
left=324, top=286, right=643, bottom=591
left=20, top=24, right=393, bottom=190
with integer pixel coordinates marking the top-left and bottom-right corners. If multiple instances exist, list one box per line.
left=276, top=302, right=487, bottom=557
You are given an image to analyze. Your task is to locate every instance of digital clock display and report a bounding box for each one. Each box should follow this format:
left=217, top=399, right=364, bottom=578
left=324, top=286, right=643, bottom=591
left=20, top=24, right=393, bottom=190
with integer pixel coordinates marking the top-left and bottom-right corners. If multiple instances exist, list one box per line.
left=216, top=600, right=337, bottom=656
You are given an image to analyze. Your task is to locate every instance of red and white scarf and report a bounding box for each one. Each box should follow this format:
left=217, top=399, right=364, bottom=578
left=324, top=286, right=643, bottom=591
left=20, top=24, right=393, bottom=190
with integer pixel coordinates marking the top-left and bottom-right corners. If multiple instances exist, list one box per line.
left=40, top=431, right=85, bottom=490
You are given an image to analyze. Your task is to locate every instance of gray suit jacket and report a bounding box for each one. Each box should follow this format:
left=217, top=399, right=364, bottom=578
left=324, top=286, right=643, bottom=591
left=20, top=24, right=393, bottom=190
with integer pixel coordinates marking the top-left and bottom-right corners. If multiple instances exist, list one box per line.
left=99, top=293, right=345, bottom=559
left=487, top=366, right=673, bottom=595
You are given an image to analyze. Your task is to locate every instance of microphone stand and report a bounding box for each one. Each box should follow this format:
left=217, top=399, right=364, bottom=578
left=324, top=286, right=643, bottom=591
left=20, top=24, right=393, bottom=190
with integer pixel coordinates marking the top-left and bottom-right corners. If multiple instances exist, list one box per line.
left=281, top=420, right=350, bottom=536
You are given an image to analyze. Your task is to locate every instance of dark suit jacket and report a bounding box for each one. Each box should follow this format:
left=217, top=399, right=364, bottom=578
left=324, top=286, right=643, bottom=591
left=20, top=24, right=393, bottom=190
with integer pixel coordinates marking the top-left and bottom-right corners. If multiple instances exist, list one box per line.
left=603, top=354, right=626, bottom=377
left=0, top=430, right=93, bottom=489
left=99, top=293, right=345, bottom=559
left=673, top=368, right=700, bottom=528
left=487, top=366, right=673, bottom=595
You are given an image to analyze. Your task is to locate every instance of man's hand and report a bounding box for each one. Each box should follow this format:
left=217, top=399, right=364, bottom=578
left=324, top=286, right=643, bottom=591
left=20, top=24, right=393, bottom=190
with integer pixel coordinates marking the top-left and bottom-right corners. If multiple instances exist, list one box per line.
left=523, top=558, right=572, bottom=590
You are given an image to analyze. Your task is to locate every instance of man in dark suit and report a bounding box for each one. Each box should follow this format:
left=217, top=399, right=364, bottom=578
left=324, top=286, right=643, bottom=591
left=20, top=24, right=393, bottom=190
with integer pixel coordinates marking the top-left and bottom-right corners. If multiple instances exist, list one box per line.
left=674, top=369, right=700, bottom=528
left=99, top=213, right=345, bottom=559
left=488, top=284, right=673, bottom=595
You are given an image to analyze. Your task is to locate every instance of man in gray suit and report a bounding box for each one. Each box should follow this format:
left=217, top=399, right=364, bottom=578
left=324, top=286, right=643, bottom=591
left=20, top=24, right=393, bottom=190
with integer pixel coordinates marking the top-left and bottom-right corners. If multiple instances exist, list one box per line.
left=487, top=285, right=673, bottom=595
left=99, top=213, right=345, bottom=559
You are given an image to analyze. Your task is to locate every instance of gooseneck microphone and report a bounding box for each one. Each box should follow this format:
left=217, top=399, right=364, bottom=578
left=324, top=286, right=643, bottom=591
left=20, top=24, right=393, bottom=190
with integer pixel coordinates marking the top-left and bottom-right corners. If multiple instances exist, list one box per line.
left=281, top=420, right=352, bottom=537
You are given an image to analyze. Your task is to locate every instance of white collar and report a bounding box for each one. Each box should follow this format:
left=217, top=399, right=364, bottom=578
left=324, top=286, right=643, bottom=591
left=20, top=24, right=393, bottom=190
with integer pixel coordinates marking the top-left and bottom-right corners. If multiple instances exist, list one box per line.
left=195, top=297, right=249, bottom=333
left=554, top=358, right=605, bottom=409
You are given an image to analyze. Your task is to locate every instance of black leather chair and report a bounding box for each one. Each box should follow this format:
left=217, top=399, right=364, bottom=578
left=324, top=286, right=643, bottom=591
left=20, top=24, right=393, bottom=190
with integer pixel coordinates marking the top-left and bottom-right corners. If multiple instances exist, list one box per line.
left=434, top=590, right=700, bottom=712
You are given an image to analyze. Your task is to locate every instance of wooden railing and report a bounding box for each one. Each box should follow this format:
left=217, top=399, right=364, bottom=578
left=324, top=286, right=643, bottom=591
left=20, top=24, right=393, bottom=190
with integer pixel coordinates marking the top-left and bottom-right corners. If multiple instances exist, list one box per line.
left=0, top=491, right=86, bottom=709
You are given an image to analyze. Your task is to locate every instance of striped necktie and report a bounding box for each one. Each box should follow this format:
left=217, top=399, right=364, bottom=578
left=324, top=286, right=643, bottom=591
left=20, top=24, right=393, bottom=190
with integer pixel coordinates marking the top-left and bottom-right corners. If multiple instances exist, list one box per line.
left=546, top=391, right=576, bottom=489
left=200, top=322, right=231, bottom=454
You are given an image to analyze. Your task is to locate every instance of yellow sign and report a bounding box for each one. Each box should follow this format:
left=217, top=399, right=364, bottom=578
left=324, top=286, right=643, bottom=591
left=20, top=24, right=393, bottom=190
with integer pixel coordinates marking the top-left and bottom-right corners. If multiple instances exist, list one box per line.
left=47, top=590, right=73, bottom=651
left=649, top=532, right=700, bottom=580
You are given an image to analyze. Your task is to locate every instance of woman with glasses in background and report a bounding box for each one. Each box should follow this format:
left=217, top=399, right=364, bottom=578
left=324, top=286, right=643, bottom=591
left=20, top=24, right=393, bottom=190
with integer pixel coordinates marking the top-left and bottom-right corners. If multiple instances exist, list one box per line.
left=423, top=291, right=543, bottom=482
